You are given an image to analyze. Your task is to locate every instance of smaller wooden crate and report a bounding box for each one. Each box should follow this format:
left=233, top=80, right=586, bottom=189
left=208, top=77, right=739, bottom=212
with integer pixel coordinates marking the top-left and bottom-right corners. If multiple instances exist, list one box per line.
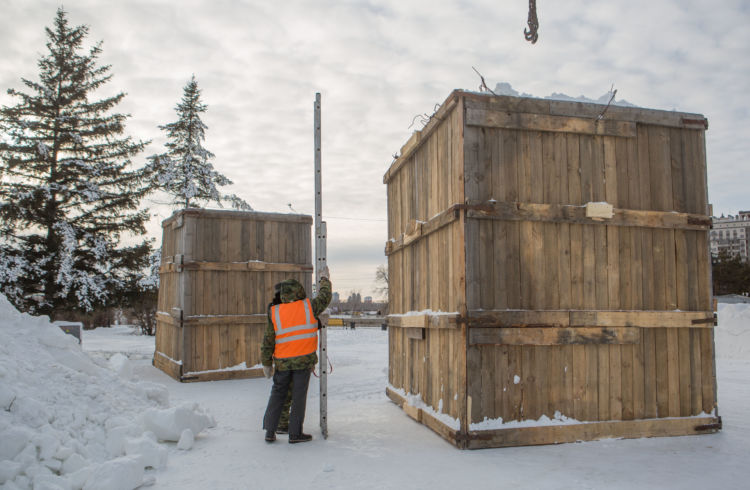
left=154, top=209, right=313, bottom=382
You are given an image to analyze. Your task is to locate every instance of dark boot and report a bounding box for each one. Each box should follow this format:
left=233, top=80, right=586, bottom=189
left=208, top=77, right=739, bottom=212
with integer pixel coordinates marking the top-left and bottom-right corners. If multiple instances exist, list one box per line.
left=289, top=433, right=312, bottom=444
left=265, top=431, right=276, bottom=443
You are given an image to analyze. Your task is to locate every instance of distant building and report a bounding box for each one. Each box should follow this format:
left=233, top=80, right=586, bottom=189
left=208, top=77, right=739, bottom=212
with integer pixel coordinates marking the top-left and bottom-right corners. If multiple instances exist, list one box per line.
left=711, top=211, right=750, bottom=261
left=364, top=296, right=373, bottom=303
left=332, top=292, right=340, bottom=303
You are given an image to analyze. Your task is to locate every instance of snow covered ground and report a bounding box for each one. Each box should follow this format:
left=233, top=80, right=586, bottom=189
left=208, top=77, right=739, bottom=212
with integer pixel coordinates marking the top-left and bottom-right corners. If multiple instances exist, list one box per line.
left=2, top=298, right=750, bottom=489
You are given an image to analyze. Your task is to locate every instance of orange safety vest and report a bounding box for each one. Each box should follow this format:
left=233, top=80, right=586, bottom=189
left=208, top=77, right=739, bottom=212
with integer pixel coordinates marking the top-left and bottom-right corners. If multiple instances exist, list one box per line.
left=271, top=298, right=318, bottom=359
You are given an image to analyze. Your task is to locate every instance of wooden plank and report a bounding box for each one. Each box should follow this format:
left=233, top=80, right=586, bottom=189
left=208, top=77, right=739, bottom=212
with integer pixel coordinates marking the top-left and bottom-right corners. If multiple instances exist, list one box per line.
left=480, top=346, right=495, bottom=420
left=609, top=344, right=623, bottom=420
left=469, top=327, right=640, bottom=345
left=465, top=415, right=720, bottom=449
left=655, top=328, right=670, bottom=418
left=467, top=346, right=482, bottom=423
left=508, top=346, right=523, bottom=421
left=700, top=328, right=716, bottom=414
left=465, top=108, right=637, bottom=138
left=521, top=347, right=537, bottom=420
left=572, top=344, right=586, bottom=420
left=598, top=344, right=610, bottom=421
left=678, top=328, right=691, bottom=416
left=690, top=328, right=703, bottom=415
left=496, top=344, right=510, bottom=421
left=584, top=344, right=598, bottom=421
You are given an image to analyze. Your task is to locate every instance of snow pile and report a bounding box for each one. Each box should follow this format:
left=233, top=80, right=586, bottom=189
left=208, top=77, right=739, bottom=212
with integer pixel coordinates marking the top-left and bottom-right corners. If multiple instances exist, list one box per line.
left=492, top=82, right=636, bottom=107
left=715, top=303, right=750, bottom=360
left=0, top=295, right=215, bottom=490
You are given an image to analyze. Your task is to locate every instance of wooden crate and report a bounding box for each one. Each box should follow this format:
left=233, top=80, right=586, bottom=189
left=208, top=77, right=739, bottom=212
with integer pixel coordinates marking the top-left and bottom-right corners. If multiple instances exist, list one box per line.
left=384, top=90, right=720, bottom=448
left=154, top=209, right=313, bottom=382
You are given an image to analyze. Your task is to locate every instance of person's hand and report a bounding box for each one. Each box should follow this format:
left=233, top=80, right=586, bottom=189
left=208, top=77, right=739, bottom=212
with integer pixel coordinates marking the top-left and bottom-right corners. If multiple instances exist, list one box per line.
left=320, top=266, right=330, bottom=280
left=263, top=365, right=274, bottom=378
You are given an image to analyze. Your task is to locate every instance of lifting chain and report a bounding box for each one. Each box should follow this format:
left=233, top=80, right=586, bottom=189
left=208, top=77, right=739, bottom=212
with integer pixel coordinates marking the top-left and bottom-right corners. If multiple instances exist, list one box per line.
left=525, top=0, right=539, bottom=44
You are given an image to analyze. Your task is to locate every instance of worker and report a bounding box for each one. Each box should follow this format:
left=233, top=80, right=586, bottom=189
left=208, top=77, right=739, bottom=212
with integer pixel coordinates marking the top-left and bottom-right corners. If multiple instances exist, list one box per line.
left=261, top=267, right=331, bottom=443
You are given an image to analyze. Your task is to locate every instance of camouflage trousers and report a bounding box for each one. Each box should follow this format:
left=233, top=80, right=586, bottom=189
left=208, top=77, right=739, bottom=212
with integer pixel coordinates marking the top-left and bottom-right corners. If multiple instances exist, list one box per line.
left=278, top=382, right=293, bottom=429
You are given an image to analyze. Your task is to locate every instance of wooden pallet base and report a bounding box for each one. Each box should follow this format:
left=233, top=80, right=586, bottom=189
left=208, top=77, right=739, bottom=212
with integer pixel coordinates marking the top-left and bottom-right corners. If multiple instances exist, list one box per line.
left=153, top=352, right=265, bottom=382
left=386, top=387, right=721, bottom=449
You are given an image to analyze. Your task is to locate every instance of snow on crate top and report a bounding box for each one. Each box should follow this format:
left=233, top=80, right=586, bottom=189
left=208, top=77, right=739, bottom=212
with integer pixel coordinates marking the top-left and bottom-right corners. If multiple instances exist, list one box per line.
left=0, top=293, right=214, bottom=490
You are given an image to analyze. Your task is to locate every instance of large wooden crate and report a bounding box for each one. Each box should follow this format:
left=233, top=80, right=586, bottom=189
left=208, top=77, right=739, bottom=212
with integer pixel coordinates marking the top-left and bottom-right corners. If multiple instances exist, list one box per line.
left=154, top=209, right=313, bottom=382
left=384, top=90, right=720, bottom=448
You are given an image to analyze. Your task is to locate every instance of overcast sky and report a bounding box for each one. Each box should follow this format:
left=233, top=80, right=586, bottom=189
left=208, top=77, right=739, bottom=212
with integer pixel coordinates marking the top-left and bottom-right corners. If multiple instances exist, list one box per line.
left=2, top=0, right=749, bottom=298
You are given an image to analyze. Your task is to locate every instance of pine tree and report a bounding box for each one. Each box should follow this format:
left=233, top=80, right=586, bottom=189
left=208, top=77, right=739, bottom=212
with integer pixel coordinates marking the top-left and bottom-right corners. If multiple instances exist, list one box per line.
left=148, top=76, right=251, bottom=210
left=0, top=8, right=153, bottom=318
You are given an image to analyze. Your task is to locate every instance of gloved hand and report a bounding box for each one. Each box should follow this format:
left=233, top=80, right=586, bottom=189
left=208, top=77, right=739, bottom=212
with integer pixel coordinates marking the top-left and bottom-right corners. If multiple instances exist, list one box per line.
left=320, top=265, right=330, bottom=280
left=263, top=365, right=274, bottom=379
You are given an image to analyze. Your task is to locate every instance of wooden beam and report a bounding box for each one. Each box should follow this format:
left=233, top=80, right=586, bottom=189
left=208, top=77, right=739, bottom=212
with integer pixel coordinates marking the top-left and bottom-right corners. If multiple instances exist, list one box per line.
left=156, top=311, right=181, bottom=327
left=405, top=327, right=426, bottom=340
left=459, top=91, right=708, bottom=130
left=182, top=314, right=268, bottom=326
left=466, top=108, right=637, bottom=138
left=568, top=311, right=715, bottom=328
left=161, top=209, right=312, bottom=229
left=180, top=367, right=265, bottom=382
left=387, top=384, right=719, bottom=450
left=465, top=416, right=721, bottom=449
left=153, top=351, right=182, bottom=381
left=469, top=327, right=640, bottom=346
left=386, top=387, right=460, bottom=448
left=467, top=309, right=715, bottom=329
left=388, top=313, right=460, bottom=329
left=464, top=201, right=711, bottom=231
left=385, top=205, right=461, bottom=255
left=160, top=261, right=313, bottom=274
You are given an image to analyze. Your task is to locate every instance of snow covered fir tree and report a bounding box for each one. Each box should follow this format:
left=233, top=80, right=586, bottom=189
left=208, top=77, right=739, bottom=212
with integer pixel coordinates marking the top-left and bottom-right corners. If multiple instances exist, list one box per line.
left=0, top=8, right=154, bottom=319
left=147, top=76, right=251, bottom=210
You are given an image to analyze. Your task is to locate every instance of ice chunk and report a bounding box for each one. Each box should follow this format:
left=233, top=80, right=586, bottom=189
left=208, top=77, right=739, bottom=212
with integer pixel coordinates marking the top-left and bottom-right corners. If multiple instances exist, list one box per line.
left=0, top=426, right=32, bottom=460
left=83, top=456, right=144, bottom=490
left=141, top=402, right=215, bottom=442
left=177, top=429, right=194, bottom=450
left=124, top=433, right=168, bottom=469
left=108, top=353, right=132, bottom=380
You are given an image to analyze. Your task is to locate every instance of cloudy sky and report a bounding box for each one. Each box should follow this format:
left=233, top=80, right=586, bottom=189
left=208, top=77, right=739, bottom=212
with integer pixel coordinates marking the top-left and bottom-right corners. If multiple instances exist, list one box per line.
left=2, top=0, right=749, bottom=298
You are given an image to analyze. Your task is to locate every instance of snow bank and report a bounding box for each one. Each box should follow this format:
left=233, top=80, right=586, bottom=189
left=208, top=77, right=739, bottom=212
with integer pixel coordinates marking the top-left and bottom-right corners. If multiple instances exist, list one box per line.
left=0, top=295, right=215, bottom=490
left=716, top=303, right=750, bottom=360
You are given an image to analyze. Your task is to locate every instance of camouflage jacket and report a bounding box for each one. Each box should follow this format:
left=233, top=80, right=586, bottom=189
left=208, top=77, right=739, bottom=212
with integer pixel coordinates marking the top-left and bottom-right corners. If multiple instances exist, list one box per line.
left=261, top=277, right=331, bottom=371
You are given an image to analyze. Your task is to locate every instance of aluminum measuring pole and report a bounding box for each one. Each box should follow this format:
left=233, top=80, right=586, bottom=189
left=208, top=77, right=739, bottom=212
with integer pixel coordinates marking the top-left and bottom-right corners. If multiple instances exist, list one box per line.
left=314, top=92, right=328, bottom=439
